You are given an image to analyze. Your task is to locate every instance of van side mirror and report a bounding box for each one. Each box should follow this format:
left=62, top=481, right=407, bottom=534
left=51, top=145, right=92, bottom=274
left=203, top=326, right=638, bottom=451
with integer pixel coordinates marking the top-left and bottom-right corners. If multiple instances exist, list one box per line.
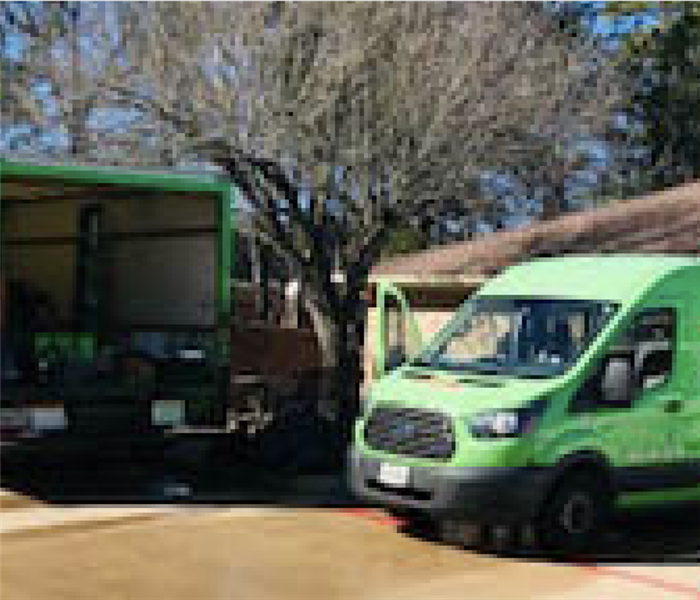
left=385, top=344, right=407, bottom=372
left=600, top=352, right=635, bottom=408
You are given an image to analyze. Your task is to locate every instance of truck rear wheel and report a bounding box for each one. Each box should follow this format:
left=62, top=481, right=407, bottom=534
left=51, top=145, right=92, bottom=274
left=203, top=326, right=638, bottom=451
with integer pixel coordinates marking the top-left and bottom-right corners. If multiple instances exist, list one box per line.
left=537, top=471, right=610, bottom=556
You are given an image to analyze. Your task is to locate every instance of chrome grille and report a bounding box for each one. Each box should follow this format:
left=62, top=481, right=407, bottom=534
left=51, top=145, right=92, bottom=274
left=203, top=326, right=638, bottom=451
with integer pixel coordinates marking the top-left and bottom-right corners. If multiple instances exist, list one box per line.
left=364, top=406, right=455, bottom=461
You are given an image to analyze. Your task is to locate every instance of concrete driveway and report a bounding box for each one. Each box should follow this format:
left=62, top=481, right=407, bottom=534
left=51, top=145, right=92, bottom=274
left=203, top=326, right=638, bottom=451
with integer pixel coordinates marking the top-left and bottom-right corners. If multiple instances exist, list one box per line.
left=1, top=453, right=698, bottom=600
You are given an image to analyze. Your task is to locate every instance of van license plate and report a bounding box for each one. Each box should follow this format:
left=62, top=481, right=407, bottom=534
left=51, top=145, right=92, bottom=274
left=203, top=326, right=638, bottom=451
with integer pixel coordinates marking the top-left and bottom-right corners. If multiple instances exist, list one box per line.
left=378, top=463, right=410, bottom=488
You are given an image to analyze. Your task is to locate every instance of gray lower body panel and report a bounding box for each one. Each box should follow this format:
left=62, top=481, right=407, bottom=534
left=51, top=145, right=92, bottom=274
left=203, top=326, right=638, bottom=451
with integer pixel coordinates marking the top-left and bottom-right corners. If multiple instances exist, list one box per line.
left=348, top=449, right=553, bottom=524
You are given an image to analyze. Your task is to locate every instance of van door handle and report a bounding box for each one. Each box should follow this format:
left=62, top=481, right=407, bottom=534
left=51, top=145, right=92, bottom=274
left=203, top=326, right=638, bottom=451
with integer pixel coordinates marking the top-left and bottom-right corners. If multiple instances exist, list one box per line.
left=664, top=399, right=683, bottom=414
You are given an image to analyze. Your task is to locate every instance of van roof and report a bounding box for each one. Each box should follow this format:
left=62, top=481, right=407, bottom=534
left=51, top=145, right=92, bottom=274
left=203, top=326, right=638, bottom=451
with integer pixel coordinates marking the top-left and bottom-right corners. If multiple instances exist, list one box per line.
left=476, top=254, right=699, bottom=303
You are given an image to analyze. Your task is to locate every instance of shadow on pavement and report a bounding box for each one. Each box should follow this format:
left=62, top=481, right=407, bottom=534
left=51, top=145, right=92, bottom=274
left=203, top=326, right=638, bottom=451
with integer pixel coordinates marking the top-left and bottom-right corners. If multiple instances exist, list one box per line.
left=3, top=440, right=698, bottom=565
left=579, top=506, right=700, bottom=565
left=401, top=506, right=700, bottom=566
left=0, top=435, right=355, bottom=509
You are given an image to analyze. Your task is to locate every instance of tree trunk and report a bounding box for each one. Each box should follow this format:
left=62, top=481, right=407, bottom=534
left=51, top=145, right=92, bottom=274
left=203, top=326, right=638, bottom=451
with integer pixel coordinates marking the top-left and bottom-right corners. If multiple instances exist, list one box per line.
left=541, top=169, right=567, bottom=221
left=303, top=292, right=362, bottom=460
left=541, top=186, right=564, bottom=221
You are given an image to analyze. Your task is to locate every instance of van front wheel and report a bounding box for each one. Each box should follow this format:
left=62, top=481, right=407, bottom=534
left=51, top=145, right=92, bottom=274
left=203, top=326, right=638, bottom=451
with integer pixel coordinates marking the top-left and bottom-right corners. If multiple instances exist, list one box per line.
left=537, top=471, right=610, bottom=556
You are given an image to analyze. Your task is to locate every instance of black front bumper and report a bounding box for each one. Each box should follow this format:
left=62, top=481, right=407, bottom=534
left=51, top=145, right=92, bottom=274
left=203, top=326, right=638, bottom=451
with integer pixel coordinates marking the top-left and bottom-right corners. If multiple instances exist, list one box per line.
left=349, top=449, right=553, bottom=524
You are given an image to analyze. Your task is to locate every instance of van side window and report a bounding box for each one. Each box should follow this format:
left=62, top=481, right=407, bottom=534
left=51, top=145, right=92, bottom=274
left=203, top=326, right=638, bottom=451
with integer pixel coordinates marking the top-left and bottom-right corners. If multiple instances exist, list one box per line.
left=604, top=307, right=676, bottom=393
left=571, top=308, right=676, bottom=413
left=629, top=308, right=676, bottom=391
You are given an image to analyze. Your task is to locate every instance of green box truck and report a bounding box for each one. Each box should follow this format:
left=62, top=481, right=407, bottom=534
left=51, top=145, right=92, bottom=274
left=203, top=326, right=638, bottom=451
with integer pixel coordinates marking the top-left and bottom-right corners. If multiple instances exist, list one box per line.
left=350, top=255, right=700, bottom=553
left=1, top=159, right=234, bottom=442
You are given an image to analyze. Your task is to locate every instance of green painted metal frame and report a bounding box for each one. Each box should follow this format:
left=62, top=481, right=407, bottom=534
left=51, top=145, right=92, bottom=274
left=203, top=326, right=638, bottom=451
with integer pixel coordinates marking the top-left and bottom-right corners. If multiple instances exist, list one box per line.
left=218, top=183, right=235, bottom=366
left=375, top=280, right=424, bottom=379
left=0, top=159, right=228, bottom=194
left=0, top=167, right=2, bottom=266
left=1, top=158, right=237, bottom=423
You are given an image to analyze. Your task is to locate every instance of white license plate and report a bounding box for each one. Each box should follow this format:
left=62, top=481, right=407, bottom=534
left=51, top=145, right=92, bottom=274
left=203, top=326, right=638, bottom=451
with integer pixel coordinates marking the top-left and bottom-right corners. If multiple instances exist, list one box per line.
left=378, top=463, right=410, bottom=488
left=29, top=406, right=67, bottom=432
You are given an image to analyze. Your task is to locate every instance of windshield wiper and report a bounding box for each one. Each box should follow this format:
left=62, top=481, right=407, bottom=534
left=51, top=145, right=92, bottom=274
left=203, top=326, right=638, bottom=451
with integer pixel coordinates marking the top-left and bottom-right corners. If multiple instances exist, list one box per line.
left=410, top=358, right=433, bottom=368
left=403, top=369, right=434, bottom=380
left=447, top=363, right=504, bottom=376
left=513, top=372, right=553, bottom=380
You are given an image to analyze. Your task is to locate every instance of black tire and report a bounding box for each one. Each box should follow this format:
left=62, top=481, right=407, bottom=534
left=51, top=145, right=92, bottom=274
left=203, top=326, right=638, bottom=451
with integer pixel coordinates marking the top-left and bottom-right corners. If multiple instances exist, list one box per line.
left=388, top=508, right=435, bottom=535
left=483, top=524, right=517, bottom=555
left=537, top=471, right=611, bottom=556
left=438, top=518, right=488, bottom=549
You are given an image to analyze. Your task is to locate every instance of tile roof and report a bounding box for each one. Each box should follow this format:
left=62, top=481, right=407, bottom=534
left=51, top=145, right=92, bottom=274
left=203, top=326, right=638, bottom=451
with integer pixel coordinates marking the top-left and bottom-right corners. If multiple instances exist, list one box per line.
left=373, top=182, right=700, bottom=280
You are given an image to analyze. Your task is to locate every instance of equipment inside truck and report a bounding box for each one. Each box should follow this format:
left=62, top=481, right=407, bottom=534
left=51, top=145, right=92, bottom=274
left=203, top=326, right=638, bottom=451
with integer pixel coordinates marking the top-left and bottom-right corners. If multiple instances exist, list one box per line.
left=1, top=160, right=232, bottom=441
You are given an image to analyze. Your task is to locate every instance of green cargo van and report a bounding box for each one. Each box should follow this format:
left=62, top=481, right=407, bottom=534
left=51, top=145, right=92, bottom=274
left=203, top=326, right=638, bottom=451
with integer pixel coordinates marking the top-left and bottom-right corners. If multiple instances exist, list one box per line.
left=350, top=255, right=700, bottom=553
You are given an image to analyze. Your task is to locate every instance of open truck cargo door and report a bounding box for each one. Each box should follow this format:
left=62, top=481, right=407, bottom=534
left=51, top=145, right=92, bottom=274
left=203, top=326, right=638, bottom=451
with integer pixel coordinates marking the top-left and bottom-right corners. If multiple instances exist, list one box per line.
left=375, top=281, right=423, bottom=378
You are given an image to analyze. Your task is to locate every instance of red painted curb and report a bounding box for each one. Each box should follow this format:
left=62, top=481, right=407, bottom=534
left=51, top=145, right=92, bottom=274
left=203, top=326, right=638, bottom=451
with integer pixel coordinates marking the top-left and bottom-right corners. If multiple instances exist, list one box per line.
left=341, top=507, right=404, bottom=527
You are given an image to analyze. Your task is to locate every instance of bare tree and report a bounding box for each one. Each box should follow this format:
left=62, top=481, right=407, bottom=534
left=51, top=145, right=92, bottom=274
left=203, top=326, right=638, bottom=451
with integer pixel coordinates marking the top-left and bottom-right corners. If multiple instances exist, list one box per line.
left=1, top=3, right=119, bottom=157
left=2, top=2, right=623, bottom=433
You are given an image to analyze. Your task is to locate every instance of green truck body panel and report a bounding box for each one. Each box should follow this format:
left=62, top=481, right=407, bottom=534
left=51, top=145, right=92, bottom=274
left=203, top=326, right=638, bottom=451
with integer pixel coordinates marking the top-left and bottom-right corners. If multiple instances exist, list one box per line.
left=0, top=159, right=229, bottom=193
left=352, top=256, right=700, bottom=516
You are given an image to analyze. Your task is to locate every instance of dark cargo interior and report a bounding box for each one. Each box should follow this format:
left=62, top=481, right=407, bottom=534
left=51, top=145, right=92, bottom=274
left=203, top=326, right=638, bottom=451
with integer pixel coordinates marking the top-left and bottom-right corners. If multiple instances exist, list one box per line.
left=1, top=165, right=228, bottom=438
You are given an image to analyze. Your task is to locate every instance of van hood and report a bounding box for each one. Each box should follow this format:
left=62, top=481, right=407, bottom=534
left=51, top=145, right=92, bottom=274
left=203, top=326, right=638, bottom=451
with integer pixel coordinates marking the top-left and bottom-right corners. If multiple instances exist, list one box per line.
left=368, top=368, right=561, bottom=418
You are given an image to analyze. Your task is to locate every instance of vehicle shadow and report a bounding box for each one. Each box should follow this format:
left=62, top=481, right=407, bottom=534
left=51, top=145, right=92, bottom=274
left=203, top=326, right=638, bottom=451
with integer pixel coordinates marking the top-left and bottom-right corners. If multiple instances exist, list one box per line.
left=575, top=507, right=700, bottom=565
left=401, top=507, right=700, bottom=566
left=0, top=437, right=356, bottom=509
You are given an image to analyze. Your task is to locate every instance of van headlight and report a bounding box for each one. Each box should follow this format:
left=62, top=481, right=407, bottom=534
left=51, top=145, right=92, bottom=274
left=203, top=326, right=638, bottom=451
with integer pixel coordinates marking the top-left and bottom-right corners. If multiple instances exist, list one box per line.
left=467, top=398, right=549, bottom=439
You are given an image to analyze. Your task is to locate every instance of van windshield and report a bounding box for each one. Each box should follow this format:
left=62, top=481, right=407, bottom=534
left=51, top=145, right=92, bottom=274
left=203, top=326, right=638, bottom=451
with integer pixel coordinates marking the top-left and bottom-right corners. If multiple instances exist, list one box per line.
left=412, top=296, right=618, bottom=379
